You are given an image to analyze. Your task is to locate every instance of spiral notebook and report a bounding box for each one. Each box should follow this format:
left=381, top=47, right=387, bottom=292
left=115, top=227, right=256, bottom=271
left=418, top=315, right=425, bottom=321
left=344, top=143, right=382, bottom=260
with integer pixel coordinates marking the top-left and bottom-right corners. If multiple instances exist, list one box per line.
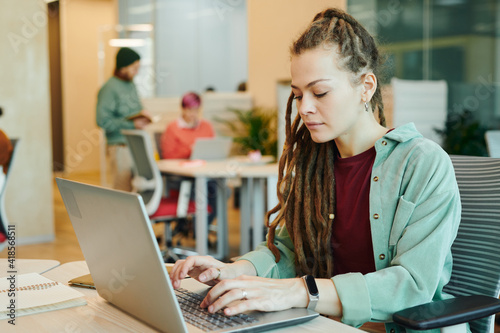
left=0, top=272, right=87, bottom=319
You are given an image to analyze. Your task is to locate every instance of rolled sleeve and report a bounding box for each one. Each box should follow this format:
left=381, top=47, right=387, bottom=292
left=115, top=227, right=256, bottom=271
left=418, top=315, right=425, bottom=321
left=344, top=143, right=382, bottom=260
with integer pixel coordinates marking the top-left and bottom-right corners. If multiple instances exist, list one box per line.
left=237, top=226, right=297, bottom=279
left=332, top=273, right=372, bottom=327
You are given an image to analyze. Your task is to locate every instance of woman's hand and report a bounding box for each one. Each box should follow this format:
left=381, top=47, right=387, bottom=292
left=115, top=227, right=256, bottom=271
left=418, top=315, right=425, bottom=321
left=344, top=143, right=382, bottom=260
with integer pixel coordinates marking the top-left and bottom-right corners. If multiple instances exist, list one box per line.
left=200, top=275, right=309, bottom=316
left=170, top=255, right=257, bottom=289
left=170, top=256, right=225, bottom=289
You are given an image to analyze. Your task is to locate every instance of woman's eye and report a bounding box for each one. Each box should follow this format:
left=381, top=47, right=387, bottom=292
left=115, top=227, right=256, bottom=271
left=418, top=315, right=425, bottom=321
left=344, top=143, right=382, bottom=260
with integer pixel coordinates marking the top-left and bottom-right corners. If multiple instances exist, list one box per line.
left=293, top=95, right=303, bottom=101
left=314, top=92, right=327, bottom=98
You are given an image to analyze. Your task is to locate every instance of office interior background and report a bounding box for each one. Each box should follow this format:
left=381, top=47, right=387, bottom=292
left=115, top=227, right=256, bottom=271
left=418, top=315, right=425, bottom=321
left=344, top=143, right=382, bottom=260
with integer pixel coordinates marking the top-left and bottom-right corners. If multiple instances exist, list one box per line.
left=0, top=0, right=499, bottom=254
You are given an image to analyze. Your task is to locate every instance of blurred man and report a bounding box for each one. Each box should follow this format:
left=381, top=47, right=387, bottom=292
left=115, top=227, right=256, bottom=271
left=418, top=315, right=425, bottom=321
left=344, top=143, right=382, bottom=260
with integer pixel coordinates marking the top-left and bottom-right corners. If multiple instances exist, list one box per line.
left=96, top=47, right=151, bottom=190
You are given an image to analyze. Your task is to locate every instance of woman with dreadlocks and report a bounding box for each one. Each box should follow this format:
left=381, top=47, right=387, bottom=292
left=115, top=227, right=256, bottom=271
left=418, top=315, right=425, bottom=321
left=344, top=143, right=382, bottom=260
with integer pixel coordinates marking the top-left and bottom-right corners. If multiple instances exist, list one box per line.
left=170, top=8, right=461, bottom=331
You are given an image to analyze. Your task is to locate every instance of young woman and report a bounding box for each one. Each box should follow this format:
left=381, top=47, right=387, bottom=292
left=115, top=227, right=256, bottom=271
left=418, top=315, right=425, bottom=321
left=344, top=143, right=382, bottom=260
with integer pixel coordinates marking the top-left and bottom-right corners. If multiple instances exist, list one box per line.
left=170, top=8, right=461, bottom=331
left=161, top=91, right=215, bottom=159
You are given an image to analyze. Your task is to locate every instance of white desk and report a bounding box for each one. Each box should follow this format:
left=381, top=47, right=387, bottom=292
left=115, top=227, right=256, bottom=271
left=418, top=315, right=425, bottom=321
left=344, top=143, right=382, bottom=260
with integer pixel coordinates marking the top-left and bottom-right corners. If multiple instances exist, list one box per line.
left=157, top=159, right=242, bottom=258
left=157, top=158, right=280, bottom=257
left=0, top=258, right=60, bottom=278
left=239, top=163, right=279, bottom=254
left=0, top=260, right=363, bottom=333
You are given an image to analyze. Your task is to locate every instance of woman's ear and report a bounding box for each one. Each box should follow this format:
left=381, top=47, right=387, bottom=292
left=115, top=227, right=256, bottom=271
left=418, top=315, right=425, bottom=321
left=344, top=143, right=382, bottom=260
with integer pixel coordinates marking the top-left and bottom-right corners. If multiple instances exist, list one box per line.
left=361, top=72, right=377, bottom=102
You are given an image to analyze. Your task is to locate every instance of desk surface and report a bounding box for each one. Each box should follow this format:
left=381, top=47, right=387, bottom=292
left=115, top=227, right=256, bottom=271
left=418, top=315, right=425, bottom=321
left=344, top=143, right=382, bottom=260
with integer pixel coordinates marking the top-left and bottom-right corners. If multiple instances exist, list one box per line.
left=238, top=163, right=279, bottom=177
left=0, top=258, right=60, bottom=278
left=0, top=260, right=362, bottom=333
left=157, top=156, right=275, bottom=178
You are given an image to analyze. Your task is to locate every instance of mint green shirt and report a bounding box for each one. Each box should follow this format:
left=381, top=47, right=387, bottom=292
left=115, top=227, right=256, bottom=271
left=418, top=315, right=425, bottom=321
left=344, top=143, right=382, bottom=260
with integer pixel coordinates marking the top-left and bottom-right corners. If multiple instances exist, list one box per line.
left=96, top=76, right=142, bottom=145
left=238, top=123, right=462, bottom=333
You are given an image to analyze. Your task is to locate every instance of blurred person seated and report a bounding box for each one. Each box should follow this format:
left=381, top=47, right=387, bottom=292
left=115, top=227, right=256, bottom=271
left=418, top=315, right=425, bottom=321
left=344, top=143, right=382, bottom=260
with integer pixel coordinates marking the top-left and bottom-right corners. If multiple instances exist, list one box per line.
left=161, top=92, right=215, bottom=159
left=161, top=92, right=218, bottom=228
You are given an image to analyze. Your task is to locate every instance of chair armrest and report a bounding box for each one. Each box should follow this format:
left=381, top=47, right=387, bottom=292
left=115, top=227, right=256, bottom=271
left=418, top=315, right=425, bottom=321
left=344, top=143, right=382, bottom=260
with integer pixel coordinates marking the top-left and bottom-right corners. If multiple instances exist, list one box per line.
left=392, top=295, right=500, bottom=330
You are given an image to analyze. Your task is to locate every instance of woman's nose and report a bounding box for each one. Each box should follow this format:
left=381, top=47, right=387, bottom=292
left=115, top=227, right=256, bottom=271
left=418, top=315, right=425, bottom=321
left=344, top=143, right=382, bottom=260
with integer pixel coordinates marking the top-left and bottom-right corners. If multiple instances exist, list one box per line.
left=297, top=97, right=315, bottom=116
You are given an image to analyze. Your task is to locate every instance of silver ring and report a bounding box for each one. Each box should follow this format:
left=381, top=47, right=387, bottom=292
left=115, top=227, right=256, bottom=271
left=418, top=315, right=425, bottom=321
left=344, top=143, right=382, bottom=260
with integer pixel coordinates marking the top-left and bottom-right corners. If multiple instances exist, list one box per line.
left=215, top=268, right=221, bottom=280
left=241, top=289, right=248, bottom=300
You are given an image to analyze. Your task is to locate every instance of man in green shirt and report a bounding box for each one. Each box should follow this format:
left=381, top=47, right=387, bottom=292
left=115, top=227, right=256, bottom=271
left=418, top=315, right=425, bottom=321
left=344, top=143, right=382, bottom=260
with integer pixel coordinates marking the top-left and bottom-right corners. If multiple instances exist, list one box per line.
left=96, top=47, right=151, bottom=190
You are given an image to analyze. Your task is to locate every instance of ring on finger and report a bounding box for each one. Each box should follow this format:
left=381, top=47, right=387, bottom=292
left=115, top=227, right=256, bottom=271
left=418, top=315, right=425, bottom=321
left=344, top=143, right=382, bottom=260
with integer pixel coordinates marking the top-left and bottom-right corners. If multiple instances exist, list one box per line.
left=215, top=268, right=221, bottom=280
left=241, top=289, right=248, bottom=300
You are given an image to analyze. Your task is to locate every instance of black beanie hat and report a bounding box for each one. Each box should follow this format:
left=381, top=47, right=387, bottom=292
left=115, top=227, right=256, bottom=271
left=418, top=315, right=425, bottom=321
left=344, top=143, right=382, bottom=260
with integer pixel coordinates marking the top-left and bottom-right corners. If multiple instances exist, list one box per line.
left=116, top=47, right=140, bottom=69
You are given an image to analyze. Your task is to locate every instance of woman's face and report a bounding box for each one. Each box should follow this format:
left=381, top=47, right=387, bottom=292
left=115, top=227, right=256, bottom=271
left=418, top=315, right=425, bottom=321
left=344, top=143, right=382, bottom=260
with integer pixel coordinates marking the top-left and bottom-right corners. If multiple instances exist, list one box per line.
left=290, top=46, right=364, bottom=144
left=181, top=107, right=200, bottom=126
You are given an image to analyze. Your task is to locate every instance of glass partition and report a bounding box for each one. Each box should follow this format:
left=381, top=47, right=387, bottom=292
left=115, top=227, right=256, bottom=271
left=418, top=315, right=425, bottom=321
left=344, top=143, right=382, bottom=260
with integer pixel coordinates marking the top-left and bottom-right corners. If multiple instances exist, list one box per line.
left=348, top=0, right=500, bottom=140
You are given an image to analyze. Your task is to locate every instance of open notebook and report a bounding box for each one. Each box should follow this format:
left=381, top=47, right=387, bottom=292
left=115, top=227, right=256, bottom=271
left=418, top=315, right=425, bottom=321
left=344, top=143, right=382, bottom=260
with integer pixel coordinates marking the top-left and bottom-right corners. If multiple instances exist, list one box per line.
left=0, top=272, right=86, bottom=320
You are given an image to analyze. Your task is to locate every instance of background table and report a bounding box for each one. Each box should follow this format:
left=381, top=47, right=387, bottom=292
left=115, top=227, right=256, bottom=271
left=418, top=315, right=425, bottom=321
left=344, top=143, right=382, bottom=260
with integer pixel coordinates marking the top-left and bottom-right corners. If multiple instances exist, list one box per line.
left=0, top=260, right=363, bottom=332
left=157, top=159, right=239, bottom=258
left=157, top=157, right=275, bottom=258
left=239, top=163, right=279, bottom=254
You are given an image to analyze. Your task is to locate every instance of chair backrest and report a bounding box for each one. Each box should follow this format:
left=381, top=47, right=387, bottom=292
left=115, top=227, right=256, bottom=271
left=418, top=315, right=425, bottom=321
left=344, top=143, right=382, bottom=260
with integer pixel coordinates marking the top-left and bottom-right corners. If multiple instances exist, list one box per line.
left=122, top=130, right=162, bottom=216
left=1, top=139, right=20, bottom=236
left=391, top=78, right=447, bottom=146
left=485, top=130, right=500, bottom=158
left=154, top=132, right=163, bottom=160
left=444, top=155, right=500, bottom=333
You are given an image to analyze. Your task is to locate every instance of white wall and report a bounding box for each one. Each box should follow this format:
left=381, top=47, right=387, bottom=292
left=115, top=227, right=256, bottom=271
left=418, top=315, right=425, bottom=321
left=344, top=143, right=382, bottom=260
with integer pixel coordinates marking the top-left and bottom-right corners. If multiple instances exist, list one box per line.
left=120, top=0, right=248, bottom=97
left=0, top=0, right=54, bottom=244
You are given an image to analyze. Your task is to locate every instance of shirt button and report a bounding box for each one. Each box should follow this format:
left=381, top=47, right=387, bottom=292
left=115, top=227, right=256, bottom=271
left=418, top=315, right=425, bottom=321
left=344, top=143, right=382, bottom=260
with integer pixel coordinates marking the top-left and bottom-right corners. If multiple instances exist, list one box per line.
left=373, top=176, right=379, bottom=182
left=382, top=140, right=387, bottom=146
left=379, top=254, right=386, bottom=260
left=373, top=213, right=379, bottom=219
left=390, top=329, right=395, bottom=333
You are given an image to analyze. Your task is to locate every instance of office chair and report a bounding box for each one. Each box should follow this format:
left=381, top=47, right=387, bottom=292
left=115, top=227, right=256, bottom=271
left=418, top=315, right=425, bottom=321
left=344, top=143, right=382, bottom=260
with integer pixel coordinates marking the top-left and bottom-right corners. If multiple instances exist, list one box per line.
left=393, top=155, right=500, bottom=333
left=122, top=130, right=209, bottom=261
left=485, top=130, right=500, bottom=158
left=391, top=78, right=448, bottom=146
left=0, top=139, right=19, bottom=252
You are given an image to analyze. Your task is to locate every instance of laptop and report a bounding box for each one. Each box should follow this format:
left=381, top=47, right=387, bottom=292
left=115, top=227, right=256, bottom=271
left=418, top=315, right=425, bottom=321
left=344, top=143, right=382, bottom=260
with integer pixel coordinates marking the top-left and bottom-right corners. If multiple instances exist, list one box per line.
left=190, top=137, right=233, bottom=161
left=56, top=178, right=318, bottom=333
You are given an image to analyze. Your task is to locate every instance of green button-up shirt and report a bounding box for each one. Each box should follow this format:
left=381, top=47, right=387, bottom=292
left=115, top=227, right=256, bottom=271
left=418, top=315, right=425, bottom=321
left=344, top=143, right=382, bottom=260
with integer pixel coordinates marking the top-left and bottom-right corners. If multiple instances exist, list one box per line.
left=238, top=123, right=462, bottom=333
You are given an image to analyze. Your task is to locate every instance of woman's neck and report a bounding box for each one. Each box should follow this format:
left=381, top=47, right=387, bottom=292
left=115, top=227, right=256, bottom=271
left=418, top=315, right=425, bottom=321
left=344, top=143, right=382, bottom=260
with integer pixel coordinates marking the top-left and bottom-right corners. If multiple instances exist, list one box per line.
left=335, top=120, right=387, bottom=158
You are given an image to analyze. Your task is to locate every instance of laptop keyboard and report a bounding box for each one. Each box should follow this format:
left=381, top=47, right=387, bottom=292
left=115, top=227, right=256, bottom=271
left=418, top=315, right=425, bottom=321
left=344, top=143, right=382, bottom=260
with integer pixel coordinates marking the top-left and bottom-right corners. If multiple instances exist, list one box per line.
left=175, top=288, right=259, bottom=332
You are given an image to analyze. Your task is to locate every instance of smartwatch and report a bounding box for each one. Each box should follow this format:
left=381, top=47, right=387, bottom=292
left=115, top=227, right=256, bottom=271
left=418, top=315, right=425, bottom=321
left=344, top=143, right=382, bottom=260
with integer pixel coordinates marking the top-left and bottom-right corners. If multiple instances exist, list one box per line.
left=301, top=275, right=319, bottom=311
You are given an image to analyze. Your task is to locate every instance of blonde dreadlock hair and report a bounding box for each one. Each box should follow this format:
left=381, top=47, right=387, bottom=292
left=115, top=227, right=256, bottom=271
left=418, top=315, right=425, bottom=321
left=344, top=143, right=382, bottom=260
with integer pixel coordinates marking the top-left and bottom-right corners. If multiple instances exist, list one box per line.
left=266, top=8, right=386, bottom=278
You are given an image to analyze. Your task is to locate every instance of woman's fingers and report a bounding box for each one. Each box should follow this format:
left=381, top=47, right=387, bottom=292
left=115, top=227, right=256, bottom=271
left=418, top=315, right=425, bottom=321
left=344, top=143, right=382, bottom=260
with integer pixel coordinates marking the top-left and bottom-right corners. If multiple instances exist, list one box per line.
left=169, top=255, right=225, bottom=288
left=199, top=267, right=222, bottom=283
left=206, top=288, right=252, bottom=314
left=201, top=276, right=300, bottom=315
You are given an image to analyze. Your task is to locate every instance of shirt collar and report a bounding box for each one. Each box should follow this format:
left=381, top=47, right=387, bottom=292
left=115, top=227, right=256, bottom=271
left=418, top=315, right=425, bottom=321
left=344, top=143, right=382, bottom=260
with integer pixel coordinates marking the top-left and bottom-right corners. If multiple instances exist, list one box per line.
left=383, top=123, right=423, bottom=143
left=177, top=117, right=199, bottom=129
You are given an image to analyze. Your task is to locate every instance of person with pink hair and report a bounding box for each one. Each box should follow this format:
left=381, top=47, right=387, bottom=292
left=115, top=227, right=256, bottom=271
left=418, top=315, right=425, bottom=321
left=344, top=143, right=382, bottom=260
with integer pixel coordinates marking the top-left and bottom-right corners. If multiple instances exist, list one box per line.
left=161, top=92, right=215, bottom=159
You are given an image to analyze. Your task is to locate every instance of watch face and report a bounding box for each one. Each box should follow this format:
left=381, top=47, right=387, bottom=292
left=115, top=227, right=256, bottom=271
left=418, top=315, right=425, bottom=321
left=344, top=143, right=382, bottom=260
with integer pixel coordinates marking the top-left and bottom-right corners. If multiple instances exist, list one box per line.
left=305, top=275, right=319, bottom=296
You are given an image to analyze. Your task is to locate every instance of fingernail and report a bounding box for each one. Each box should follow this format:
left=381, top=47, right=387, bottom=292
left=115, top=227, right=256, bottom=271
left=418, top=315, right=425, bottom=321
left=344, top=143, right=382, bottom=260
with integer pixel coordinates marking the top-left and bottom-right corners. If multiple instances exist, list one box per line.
left=225, top=308, right=232, bottom=316
left=199, top=274, right=206, bottom=282
left=208, top=305, right=214, bottom=313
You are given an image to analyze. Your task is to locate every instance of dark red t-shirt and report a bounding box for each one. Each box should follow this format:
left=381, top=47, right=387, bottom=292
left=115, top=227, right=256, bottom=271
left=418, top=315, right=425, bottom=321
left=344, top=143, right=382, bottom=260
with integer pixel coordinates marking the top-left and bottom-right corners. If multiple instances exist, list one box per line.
left=331, top=146, right=377, bottom=276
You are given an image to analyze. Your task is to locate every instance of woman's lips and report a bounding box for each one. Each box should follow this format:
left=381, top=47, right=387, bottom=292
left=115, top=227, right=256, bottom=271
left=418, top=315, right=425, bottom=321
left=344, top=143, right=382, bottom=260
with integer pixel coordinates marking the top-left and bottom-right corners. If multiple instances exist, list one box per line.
left=305, top=122, right=324, bottom=130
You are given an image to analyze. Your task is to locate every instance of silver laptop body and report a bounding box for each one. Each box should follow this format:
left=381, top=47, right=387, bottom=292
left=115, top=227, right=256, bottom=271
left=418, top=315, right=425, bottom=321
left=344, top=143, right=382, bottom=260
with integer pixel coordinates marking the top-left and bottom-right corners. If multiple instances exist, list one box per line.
left=190, top=137, right=233, bottom=160
left=56, top=178, right=318, bottom=333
